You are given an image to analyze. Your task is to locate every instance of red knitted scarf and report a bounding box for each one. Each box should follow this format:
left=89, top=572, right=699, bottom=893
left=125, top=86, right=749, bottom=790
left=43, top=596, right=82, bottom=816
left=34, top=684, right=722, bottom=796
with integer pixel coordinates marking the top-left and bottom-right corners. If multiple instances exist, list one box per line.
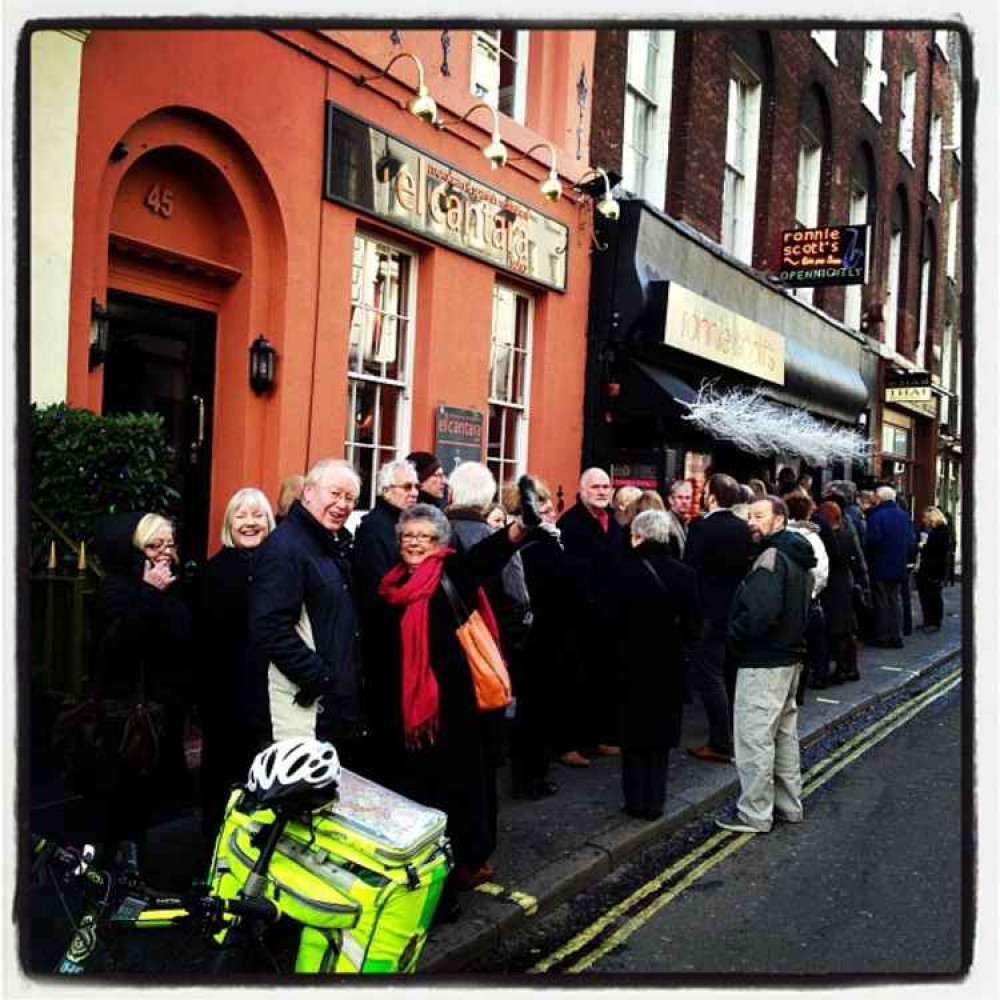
left=378, top=548, right=451, bottom=749
left=378, top=548, right=502, bottom=749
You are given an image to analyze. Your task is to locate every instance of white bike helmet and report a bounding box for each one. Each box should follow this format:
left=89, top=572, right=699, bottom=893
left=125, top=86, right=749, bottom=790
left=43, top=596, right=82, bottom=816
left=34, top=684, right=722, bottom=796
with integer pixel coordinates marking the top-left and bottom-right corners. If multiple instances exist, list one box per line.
left=246, top=738, right=341, bottom=810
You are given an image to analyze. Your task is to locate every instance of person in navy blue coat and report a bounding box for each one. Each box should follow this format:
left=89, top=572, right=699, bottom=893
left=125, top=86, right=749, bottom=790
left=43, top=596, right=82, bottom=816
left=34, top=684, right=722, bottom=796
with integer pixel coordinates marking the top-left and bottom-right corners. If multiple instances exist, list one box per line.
left=248, top=459, right=367, bottom=770
left=864, top=485, right=918, bottom=648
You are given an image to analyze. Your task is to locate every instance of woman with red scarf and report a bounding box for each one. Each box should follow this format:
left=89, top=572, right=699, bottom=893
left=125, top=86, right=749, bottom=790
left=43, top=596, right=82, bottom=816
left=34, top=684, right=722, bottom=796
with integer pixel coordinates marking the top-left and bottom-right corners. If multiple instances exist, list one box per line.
left=372, top=502, right=531, bottom=911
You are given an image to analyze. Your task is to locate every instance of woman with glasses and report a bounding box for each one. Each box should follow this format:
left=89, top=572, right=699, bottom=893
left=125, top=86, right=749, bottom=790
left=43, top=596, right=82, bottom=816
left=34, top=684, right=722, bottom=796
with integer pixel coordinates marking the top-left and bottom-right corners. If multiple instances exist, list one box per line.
left=89, top=511, right=194, bottom=870
left=194, top=488, right=276, bottom=843
left=373, top=501, right=534, bottom=917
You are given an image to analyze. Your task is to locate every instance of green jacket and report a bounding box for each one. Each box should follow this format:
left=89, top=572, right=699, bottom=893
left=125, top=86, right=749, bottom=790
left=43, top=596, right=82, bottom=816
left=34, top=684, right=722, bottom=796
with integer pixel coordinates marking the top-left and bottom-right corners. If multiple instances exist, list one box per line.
left=728, top=528, right=816, bottom=668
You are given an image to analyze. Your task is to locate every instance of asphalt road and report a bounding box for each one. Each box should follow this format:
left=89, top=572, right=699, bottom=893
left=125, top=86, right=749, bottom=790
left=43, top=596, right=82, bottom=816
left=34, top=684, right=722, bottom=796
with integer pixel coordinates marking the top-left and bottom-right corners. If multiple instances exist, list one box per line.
left=473, top=670, right=966, bottom=981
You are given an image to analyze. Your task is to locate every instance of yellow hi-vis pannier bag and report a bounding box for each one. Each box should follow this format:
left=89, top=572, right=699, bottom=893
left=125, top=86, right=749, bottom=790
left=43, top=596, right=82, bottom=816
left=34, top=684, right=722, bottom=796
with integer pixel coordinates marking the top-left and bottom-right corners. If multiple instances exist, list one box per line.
left=208, top=768, right=452, bottom=974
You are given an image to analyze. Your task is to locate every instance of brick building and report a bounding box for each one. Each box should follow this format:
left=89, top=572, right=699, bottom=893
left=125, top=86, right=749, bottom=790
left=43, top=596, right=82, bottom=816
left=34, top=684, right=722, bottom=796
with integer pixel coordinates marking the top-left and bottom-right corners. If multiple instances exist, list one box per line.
left=583, top=24, right=967, bottom=523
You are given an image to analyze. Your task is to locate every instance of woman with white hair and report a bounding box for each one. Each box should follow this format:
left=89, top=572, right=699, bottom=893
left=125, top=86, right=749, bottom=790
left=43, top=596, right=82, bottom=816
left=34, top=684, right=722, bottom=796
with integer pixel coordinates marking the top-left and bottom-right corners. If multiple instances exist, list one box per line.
left=90, top=510, right=195, bottom=869
left=445, top=463, right=531, bottom=833
left=616, top=510, right=700, bottom=819
left=195, top=488, right=275, bottom=841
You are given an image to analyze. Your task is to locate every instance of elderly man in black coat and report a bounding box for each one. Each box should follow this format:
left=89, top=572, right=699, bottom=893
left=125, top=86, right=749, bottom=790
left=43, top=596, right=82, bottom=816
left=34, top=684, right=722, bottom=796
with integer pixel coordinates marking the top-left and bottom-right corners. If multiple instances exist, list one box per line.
left=617, top=510, right=700, bottom=819
left=352, top=459, right=420, bottom=782
left=683, top=474, right=754, bottom=763
left=557, top=467, right=625, bottom=761
left=353, top=459, right=421, bottom=614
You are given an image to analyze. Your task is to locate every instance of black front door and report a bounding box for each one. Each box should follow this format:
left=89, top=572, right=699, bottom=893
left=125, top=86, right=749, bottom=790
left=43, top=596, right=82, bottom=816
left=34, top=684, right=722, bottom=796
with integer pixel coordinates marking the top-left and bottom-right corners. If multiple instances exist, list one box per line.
left=102, top=291, right=217, bottom=562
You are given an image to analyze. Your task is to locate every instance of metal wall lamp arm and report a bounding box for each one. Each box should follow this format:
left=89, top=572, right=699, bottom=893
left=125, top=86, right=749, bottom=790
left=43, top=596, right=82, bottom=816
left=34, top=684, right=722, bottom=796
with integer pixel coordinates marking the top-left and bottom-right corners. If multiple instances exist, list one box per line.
left=355, top=51, right=438, bottom=123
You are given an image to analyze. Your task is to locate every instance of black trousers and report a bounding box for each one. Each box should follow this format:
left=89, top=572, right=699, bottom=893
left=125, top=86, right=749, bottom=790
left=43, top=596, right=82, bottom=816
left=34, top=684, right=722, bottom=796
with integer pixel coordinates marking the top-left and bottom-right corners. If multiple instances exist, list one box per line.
left=621, top=748, right=669, bottom=818
left=690, top=633, right=733, bottom=753
left=873, top=580, right=904, bottom=643
left=916, top=574, right=944, bottom=628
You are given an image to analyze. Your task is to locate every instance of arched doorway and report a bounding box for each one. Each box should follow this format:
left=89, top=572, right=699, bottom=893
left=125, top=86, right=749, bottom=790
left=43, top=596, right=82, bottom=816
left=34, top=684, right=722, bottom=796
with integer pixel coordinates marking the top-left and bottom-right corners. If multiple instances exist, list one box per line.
left=103, top=143, right=249, bottom=560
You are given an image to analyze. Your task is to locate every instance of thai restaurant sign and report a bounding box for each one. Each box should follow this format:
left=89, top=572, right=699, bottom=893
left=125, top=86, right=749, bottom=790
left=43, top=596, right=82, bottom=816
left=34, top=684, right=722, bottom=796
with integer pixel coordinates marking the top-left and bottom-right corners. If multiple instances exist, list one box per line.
left=324, top=103, right=568, bottom=292
left=664, top=283, right=785, bottom=385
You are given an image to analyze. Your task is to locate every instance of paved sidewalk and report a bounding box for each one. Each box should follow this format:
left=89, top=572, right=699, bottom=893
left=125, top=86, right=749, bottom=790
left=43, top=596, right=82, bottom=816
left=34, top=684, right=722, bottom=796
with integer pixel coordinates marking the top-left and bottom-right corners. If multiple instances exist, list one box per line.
left=49, top=588, right=960, bottom=974
left=419, top=586, right=964, bottom=972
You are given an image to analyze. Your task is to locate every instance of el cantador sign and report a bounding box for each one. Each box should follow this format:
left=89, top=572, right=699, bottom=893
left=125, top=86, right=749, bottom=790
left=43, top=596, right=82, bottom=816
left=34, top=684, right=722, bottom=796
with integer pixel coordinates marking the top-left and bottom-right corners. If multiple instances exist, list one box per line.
left=779, top=224, right=868, bottom=287
left=324, top=104, right=568, bottom=292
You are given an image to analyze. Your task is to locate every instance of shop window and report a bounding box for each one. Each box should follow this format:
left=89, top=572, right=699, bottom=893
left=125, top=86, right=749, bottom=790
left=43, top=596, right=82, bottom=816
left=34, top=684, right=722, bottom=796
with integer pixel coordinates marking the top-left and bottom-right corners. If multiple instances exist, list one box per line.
left=472, top=29, right=529, bottom=123
left=886, top=227, right=902, bottom=354
left=487, top=283, right=532, bottom=487
left=622, top=29, right=674, bottom=208
left=881, top=421, right=911, bottom=458
left=346, top=234, right=415, bottom=509
left=898, top=69, right=917, bottom=163
left=928, top=114, right=943, bottom=200
left=861, top=30, right=886, bottom=120
left=722, top=54, right=762, bottom=264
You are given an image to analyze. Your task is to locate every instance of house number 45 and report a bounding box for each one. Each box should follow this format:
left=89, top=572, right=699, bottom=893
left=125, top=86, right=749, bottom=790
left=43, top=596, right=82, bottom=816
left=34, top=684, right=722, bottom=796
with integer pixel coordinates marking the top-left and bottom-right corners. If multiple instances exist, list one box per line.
left=145, top=184, right=175, bottom=218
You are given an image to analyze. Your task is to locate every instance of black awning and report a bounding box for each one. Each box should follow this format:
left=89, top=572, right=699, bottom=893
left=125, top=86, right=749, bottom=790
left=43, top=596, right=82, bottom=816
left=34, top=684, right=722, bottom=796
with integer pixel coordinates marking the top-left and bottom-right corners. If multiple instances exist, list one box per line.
left=626, top=358, right=698, bottom=404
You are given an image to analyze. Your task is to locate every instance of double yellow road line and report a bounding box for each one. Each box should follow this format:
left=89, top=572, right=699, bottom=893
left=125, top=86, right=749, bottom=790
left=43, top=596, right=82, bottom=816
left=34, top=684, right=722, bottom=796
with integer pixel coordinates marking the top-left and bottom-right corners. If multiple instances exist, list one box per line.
left=529, top=660, right=963, bottom=975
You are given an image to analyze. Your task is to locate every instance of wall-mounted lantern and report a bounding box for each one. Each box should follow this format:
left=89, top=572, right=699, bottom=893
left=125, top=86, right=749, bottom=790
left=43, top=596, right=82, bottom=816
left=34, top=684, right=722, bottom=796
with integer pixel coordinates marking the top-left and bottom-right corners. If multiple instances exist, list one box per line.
left=88, top=299, right=109, bottom=371
left=249, top=335, right=277, bottom=395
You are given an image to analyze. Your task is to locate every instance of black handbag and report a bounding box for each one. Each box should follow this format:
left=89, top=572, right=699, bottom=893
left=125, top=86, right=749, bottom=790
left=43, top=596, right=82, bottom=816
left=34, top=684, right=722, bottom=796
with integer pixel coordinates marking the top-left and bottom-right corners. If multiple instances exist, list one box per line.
left=51, top=620, right=164, bottom=792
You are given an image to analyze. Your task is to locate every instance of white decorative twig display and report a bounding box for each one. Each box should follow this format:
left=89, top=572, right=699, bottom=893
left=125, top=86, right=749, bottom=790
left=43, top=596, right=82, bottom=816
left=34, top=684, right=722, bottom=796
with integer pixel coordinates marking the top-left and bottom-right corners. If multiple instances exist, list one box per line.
left=679, top=383, right=872, bottom=466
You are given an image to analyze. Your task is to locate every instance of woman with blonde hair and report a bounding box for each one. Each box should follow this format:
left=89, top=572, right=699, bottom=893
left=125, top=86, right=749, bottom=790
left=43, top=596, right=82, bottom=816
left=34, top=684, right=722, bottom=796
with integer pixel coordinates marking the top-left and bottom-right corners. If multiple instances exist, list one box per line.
left=90, top=511, right=194, bottom=869
left=915, top=506, right=952, bottom=632
left=195, top=488, right=276, bottom=841
left=613, top=486, right=643, bottom=528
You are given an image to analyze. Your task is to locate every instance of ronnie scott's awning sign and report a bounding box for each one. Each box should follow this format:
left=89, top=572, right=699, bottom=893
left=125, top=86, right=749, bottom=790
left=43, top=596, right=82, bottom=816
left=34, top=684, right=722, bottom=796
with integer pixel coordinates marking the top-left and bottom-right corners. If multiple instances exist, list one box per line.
left=324, top=103, right=568, bottom=292
left=779, top=224, right=869, bottom=287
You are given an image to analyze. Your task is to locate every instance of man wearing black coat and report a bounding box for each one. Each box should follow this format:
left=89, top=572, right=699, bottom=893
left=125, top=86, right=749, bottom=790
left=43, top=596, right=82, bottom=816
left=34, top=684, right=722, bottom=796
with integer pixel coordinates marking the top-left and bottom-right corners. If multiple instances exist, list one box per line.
left=557, top=467, right=625, bottom=757
left=248, top=459, right=367, bottom=768
left=353, top=459, right=420, bottom=614
left=683, top=474, right=754, bottom=763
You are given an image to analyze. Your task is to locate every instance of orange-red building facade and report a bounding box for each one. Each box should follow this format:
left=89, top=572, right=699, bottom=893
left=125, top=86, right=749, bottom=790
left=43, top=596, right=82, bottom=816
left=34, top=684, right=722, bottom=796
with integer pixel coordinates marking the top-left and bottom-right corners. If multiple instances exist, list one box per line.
left=65, top=29, right=597, bottom=555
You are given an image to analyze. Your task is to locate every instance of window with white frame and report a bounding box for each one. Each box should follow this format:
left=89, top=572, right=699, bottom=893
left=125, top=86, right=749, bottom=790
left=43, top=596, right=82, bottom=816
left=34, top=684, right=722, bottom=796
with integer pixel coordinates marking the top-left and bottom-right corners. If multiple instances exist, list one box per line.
left=844, top=181, right=869, bottom=329
left=940, top=320, right=954, bottom=423
left=487, top=284, right=532, bottom=487
left=622, top=30, right=674, bottom=207
left=898, top=69, right=917, bottom=162
left=471, top=29, right=529, bottom=123
left=934, top=29, right=950, bottom=59
left=917, top=254, right=931, bottom=351
left=722, top=54, right=762, bottom=264
left=794, top=127, right=823, bottom=304
left=811, top=30, right=838, bottom=64
left=862, top=30, right=885, bottom=118
left=928, top=114, right=943, bottom=199
left=951, top=77, right=962, bottom=159
left=947, top=197, right=959, bottom=280
left=886, top=227, right=902, bottom=354
left=346, top=233, right=415, bottom=509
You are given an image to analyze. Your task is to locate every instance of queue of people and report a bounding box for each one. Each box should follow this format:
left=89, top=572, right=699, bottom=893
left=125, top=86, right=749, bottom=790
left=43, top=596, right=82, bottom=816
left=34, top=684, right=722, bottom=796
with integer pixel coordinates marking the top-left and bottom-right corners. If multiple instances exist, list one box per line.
left=83, top=456, right=954, bottom=900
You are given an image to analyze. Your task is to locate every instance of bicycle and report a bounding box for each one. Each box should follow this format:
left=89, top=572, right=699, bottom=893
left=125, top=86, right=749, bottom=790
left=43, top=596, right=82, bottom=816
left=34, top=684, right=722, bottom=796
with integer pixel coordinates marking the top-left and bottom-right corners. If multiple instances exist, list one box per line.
left=28, top=738, right=452, bottom=976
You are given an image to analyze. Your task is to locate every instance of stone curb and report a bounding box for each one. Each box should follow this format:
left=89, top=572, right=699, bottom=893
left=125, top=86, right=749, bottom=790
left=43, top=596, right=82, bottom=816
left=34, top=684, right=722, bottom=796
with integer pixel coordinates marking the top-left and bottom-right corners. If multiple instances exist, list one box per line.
left=419, top=641, right=962, bottom=973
